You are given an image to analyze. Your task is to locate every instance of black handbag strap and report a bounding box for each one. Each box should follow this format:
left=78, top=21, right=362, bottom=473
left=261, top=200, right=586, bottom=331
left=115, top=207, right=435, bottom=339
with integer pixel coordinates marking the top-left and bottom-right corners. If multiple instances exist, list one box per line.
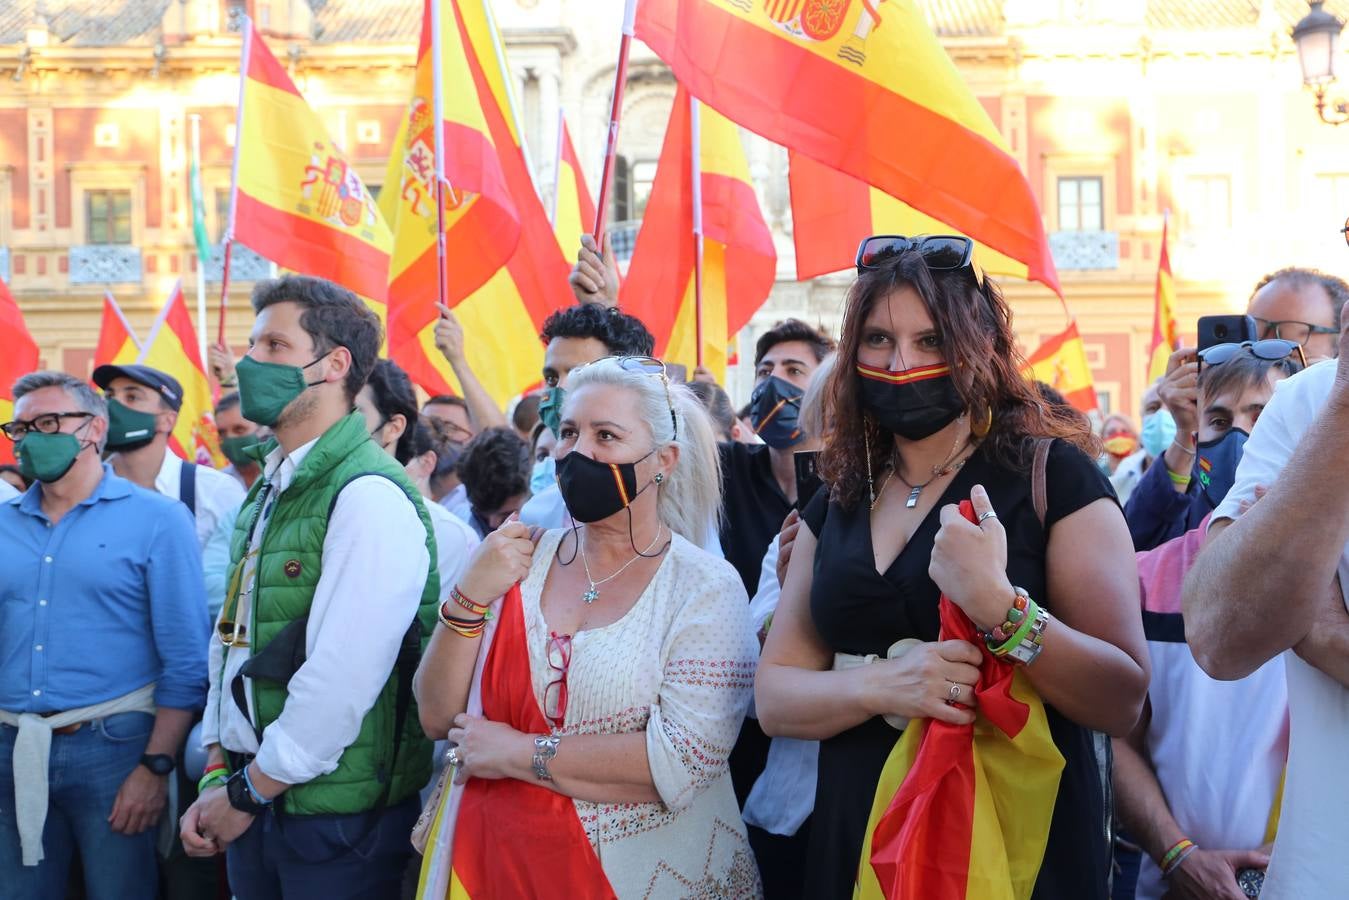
left=178, top=460, right=197, bottom=517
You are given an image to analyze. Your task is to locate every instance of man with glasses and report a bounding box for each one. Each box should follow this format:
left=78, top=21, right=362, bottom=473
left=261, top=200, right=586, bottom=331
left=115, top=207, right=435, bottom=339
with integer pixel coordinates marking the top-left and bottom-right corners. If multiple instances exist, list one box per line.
left=1248, top=267, right=1349, bottom=364
left=0, top=371, right=209, bottom=900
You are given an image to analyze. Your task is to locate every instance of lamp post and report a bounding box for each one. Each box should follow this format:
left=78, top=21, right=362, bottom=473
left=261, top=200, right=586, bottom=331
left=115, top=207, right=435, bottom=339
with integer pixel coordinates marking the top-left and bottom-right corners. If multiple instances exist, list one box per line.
left=1292, top=1, right=1349, bottom=125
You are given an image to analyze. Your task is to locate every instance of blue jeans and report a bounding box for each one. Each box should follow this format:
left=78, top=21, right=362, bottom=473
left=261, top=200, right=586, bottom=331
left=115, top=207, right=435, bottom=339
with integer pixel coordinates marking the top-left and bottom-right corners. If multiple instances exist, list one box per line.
left=0, top=711, right=158, bottom=900
left=225, top=796, right=420, bottom=900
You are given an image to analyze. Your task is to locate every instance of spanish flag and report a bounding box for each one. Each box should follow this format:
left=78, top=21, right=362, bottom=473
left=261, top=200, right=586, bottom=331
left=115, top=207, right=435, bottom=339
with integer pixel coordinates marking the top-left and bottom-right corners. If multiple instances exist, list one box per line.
left=635, top=0, right=1059, bottom=295
left=1023, top=322, right=1098, bottom=413
left=137, top=281, right=225, bottom=468
left=230, top=17, right=390, bottom=305
left=856, top=501, right=1064, bottom=900
left=1147, top=218, right=1178, bottom=382
left=551, top=112, right=597, bottom=266
left=0, top=278, right=39, bottom=465
left=789, top=153, right=1032, bottom=284
left=93, top=292, right=141, bottom=372
left=620, top=87, right=776, bottom=383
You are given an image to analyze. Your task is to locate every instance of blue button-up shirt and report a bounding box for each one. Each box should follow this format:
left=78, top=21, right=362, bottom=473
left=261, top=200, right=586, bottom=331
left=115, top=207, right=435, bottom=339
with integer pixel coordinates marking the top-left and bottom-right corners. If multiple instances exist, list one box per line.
left=0, top=465, right=210, bottom=713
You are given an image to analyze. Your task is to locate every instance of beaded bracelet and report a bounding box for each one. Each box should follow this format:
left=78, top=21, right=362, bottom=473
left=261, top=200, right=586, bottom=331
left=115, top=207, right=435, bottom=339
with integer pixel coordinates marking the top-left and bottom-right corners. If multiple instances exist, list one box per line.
left=450, top=585, right=491, bottom=618
left=1159, top=838, right=1196, bottom=876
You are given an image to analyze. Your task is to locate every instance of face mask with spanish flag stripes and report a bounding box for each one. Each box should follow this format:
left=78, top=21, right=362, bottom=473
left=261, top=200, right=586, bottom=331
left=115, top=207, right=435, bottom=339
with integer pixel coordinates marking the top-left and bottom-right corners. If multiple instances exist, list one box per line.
left=856, top=362, right=965, bottom=441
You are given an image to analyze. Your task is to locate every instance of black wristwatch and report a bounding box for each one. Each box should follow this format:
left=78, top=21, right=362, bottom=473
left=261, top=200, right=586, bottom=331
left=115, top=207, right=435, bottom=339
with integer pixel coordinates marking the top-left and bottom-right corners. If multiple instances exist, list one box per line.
left=225, top=769, right=270, bottom=816
left=139, top=753, right=175, bottom=776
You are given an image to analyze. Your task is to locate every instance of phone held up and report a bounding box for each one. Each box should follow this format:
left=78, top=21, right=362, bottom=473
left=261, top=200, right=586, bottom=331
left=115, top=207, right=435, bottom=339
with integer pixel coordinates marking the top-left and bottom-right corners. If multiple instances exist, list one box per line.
left=1197, top=315, right=1257, bottom=352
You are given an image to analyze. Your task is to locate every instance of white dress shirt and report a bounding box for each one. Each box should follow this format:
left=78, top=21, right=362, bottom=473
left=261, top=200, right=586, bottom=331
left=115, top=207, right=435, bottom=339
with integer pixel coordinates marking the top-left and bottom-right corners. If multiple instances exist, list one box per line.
left=155, top=449, right=246, bottom=550
left=426, top=499, right=479, bottom=603
left=0, top=480, right=20, bottom=503
left=201, top=437, right=430, bottom=786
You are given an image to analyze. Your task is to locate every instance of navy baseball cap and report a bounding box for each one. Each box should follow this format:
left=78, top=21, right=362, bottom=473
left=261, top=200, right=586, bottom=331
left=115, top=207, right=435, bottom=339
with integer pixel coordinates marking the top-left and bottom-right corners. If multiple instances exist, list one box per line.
left=92, top=364, right=184, bottom=411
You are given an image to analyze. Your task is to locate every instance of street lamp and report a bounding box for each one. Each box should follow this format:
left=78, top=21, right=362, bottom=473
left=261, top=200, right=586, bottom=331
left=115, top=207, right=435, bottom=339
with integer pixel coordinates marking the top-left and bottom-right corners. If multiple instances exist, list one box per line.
left=1292, top=1, right=1349, bottom=124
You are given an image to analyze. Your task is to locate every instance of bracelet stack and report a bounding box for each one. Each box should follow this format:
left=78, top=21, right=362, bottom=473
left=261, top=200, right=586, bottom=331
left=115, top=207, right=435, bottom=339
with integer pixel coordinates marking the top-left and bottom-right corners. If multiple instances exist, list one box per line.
left=981, top=587, right=1049, bottom=666
left=1160, top=837, right=1197, bottom=878
left=438, top=585, right=491, bottom=638
left=1168, top=468, right=1192, bottom=488
left=197, top=762, right=229, bottom=794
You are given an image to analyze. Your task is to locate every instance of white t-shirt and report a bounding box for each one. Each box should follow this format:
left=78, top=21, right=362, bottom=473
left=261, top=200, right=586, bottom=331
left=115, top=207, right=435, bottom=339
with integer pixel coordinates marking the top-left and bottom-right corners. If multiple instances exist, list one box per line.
left=426, top=499, right=480, bottom=603
left=1213, top=359, right=1349, bottom=900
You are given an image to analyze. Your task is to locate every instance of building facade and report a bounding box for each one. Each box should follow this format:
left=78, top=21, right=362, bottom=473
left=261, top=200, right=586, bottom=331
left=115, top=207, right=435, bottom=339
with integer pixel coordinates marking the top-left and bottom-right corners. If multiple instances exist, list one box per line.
left=1, top=0, right=1346, bottom=417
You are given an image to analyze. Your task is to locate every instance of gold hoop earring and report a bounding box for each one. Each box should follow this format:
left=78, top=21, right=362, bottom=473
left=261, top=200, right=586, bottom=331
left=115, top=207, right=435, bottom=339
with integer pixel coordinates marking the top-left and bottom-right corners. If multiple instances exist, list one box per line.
left=970, top=405, right=993, bottom=439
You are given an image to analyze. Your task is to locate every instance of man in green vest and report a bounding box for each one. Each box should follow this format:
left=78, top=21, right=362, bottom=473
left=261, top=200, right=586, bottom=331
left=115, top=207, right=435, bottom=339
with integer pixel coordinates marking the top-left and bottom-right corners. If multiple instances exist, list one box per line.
left=178, top=275, right=439, bottom=899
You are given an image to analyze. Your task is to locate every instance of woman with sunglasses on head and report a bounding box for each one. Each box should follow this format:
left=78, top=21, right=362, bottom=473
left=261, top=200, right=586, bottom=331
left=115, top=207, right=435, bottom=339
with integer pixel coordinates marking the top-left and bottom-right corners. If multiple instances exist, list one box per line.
left=413, top=356, right=761, bottom=898
left=755, top=235, right=1149, bottom=899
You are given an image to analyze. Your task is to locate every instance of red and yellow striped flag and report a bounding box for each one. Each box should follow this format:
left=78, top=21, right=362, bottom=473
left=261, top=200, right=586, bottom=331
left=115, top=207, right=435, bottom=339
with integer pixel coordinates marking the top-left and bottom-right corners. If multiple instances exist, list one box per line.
left=0, top=278, right=39, bottom=465
left=1023, top=322, right=1098, bottom=413
left=93, top=292, right=141, bottom=373
left=1147, top=218, right=1179, bottom=382
left=137, top=281, right=224, bottom=467
left=620, top=87, right=776, bottom=382
left=552, top=112, right=597, bottom=265
left=856, top=501, right=1064, bottom=900
left=636, top=0, right=1059, bottom=295
left=231, top=18, right=390, bottom=309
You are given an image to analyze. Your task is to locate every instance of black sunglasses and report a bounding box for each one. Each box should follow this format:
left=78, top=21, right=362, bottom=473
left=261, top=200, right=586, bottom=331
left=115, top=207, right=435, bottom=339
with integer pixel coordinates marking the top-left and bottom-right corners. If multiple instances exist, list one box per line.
left=855, top=234, right=975, bottom=275
left=1197, top=339, right=1306, bottom=374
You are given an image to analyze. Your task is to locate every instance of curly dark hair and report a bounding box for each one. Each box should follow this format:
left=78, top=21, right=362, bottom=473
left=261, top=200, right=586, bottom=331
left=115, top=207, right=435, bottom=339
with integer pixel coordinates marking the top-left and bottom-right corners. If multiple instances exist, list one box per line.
left=457, top=426, right=531, bottom=514
left=540, top=304, right=656, bottom=356
left=250, top=275, right=382, bottom=402
left=364, top=359, right=420, bottom=465
left=819, top=251, right=1096, bottom=510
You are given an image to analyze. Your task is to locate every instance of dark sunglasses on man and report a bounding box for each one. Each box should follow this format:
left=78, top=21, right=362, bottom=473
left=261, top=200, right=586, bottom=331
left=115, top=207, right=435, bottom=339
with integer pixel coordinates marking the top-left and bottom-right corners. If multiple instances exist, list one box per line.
left=1197, top=338, right=1306, bottom=375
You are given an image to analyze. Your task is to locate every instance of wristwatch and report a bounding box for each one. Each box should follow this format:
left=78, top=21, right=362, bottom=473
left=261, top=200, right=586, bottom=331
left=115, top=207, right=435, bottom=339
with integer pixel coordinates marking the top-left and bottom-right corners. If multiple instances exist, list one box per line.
left=139, top=753, right=175, bottom=776
left=532, top=735, right=560, bottom=781
left=225, top=769, right=270, bottom=815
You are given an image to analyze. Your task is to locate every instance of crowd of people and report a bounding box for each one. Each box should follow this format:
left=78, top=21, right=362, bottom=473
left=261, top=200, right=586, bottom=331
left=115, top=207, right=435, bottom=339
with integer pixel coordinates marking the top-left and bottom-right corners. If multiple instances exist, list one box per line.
left=2, top=231, right=1349, bottom=900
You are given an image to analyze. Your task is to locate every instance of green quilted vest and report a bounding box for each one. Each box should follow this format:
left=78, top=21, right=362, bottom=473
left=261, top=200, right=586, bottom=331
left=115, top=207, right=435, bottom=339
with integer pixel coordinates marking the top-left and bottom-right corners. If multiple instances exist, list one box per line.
left=227, top=411, right=439, bottom=815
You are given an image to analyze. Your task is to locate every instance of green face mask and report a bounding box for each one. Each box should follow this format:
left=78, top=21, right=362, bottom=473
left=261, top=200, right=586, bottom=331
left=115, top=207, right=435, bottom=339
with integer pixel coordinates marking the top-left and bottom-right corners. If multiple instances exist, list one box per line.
left=538, top=385, right=565, bottom=439
left=104, top=398, right=160, bottom=451
left=236, top=354, right=328, bottom=427
left=16, top=431, right=87, bottom=484
left=220, top=434, right=263, bottom=467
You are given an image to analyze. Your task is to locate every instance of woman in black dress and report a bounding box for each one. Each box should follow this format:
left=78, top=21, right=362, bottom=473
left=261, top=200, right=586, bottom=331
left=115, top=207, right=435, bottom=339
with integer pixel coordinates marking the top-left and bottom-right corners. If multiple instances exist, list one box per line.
left=755, top=236, right=1148, bottom=899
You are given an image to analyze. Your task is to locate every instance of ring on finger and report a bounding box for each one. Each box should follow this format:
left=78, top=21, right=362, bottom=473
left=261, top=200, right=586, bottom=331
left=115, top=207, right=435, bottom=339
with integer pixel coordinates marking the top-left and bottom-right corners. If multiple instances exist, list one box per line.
left=978, top=509, right=998, bottom=524
left=947, top=682, right=962, bottom=702
left=446, top=747, right=463, bottom=768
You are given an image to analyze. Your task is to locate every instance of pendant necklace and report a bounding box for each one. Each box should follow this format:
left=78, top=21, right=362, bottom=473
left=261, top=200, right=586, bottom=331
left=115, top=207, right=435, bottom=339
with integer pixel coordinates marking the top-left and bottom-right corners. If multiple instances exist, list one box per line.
left=892, top=429, right=975, bottom=509
left=579, top=525, right=666, bottom=604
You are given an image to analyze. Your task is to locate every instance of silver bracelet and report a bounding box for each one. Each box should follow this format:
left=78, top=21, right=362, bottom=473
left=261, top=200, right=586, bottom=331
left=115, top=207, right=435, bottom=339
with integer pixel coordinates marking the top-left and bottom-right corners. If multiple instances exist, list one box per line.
left=1170, top=439, right=1195, bottom=456
left=532, top=735, right=560, bottom=781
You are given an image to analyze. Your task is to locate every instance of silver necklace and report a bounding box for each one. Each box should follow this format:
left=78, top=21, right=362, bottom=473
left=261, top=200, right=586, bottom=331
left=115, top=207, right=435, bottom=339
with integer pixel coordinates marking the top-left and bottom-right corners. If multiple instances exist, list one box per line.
left=892, top=430, right=974, bottom=509
left=579, top=526, right=666, bottom=604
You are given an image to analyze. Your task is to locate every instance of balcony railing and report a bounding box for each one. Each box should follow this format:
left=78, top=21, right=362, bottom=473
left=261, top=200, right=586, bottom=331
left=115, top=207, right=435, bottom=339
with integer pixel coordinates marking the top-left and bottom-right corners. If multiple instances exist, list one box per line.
left=206, top=242, right=273, bottom=283
left=1048, top=230, right=1119, bottom=271
left=69, top=245, right=143, bottom=284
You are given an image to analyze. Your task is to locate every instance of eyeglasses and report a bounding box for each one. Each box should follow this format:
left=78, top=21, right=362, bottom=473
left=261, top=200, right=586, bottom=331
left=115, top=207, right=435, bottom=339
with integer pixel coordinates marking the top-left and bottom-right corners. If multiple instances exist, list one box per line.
left=1197, top=339, right=1307, bottom=374
left=0, top=412, right=94, bottom=441
left=576, top=356, right=679, bottom=441
left=855, top=234, right=975, bottom=275
left=544, top=631, right=572, bottom=729
left=1253, top=316, right=1338, bottom=348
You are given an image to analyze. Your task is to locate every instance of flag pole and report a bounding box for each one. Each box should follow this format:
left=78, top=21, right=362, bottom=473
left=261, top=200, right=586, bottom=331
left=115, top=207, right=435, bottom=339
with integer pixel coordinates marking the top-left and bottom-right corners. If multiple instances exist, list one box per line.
left=219, top=16, right=251, bottom=346
left=591, top=0, right=638, bottom=248
left=689, top=94, right=705, bottom=369
left=482, top=0, right=541, bottom=194
left=137, top=281, right=180, bottom=366
left=550, top=106, right=565, bottom=226
left=106, top=291, right=143, bottom=352
left=431, top=0, right=449, bottom=317
left=189, top=114, right=208, bottom=368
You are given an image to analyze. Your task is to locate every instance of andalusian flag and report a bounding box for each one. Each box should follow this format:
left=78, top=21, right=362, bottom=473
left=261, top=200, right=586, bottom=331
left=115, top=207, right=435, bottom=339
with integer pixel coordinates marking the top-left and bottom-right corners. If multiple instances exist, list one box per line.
left=0, top=278, right=39, bottom=465
left=620, top=87, right=776, bottom=383
left=190, top=145, right=212, bottom=267
left=856, top=502, right=1064, bottom=899
left=1023, top=322, right=1098, bottom=413
left=636, top=0, right=1060, bottom=294
left=550, top=111, right=596, bottom=263
left=230, top=17, right=390, bottom=307
left=789, top=153, right=1035, bottom=285
left=93, top=292, right=142, bottom=371
left=137, top=281, right=225, bottom=467
left=1147, top=217, right=1179, bottom=382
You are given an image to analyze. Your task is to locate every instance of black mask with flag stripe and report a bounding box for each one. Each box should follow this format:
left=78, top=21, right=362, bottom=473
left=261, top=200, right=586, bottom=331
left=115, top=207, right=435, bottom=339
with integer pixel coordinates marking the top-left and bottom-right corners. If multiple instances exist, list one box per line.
left=555, top=449, right=656, bottom=523
left=857, top=362, right=965, bottom=441
left=750, top=375, right=806, bottom=449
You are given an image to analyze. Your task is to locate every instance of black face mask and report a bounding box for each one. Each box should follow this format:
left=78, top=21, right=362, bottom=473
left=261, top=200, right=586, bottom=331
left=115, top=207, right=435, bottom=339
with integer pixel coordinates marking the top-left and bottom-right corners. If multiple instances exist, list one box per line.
left=555, top=449, right=655, bottom=523
left=1194, top=428, right=1248, bottom=510
left=750, top=376, right=806, bottom=449
left=856, top=362, right=965, bottom=441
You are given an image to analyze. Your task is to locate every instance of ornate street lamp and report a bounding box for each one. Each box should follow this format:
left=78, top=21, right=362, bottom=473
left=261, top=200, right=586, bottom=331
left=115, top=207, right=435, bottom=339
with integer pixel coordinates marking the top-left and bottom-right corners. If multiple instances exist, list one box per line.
left=1292, top=1, right=1349, bottom=124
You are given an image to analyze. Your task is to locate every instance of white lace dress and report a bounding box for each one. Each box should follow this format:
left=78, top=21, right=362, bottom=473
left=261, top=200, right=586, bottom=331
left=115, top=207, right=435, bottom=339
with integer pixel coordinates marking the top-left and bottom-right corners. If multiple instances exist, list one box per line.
left=520, top=529, right=763, bottom=899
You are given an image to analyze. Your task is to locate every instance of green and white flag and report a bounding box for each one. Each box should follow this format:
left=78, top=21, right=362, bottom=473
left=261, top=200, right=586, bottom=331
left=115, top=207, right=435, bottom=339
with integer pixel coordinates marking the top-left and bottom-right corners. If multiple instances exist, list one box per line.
left=190, top=154, right=211, bottom=265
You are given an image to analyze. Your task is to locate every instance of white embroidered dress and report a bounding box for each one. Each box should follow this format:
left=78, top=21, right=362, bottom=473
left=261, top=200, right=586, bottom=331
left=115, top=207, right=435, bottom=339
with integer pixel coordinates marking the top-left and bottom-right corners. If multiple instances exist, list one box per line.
left=521, top=529, right=763, bottom=899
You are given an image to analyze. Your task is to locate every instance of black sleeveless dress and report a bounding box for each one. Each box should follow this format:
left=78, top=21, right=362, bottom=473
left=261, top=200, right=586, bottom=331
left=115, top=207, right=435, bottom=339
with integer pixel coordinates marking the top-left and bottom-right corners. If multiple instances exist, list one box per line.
left=800, top=439, right=1117, bottom=899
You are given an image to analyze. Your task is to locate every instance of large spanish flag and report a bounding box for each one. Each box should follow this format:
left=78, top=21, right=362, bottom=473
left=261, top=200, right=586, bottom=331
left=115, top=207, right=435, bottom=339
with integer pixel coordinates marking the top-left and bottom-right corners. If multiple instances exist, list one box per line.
left=551, top=112, right=597, bottom=265
left=620, top=87, right=776, bottom=382
left=93, top=291, right=141, bottom=372
left=856, top=501, right=1064, bottom=900
left=1147, top=218, right=1178, bottom=382
left=0, top=278, right=39, bottom=465
left=231, top=17, right=390, bottom=306
left=636, top=0, right=1059, bottom=295
left=1023, top=321, right=1098, bottom=413
left=137, top=281, right=225, bottom=468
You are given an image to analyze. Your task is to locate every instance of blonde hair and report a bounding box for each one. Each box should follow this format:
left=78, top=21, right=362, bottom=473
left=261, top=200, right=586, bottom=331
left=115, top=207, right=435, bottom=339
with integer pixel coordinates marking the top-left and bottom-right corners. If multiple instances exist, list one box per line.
left=799, top=353, right=837, bottom=438
left=562, top=359, right=721, bottom=547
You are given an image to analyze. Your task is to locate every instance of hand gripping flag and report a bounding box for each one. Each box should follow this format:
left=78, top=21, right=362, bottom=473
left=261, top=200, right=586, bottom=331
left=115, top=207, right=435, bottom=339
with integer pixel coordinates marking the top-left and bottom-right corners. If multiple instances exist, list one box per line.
left=855, top=502, right=1064, bottom=900
left=136, top=282, right=225, bottom=467
left=636, top=0, right=1060, bottom=295
left=0, top=278, right=40, bottom=465
left=1023, top=321, right=1099, bottom=413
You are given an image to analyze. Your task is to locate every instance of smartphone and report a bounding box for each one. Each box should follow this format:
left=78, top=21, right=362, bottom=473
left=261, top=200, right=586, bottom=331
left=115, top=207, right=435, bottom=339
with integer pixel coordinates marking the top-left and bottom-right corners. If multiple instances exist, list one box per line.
left=794, top=450, right=823, bottom=511
left=1197, top=315, right=1257, bottom=351
left=665, top=362, right=689, bottom=384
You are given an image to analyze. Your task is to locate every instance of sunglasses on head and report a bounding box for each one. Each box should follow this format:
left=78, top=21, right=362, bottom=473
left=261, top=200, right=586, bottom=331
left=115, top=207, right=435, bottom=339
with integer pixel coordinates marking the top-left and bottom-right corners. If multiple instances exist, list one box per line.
left=1197, top=339, right=1306, bottom=374
left=574, top=355, right=679, bottom=441
left=855, top=234, right=976, bottom=276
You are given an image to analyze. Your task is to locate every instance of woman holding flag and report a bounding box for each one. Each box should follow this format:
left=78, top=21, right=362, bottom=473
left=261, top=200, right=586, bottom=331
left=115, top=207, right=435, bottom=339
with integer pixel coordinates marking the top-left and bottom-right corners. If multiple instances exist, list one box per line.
left=755, top=236, right=1148, bottom=899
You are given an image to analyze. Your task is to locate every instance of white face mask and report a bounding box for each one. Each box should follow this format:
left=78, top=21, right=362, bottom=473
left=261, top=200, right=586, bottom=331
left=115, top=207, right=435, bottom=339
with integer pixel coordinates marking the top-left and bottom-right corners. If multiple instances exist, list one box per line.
left=530, top=455, right=556, bottom=496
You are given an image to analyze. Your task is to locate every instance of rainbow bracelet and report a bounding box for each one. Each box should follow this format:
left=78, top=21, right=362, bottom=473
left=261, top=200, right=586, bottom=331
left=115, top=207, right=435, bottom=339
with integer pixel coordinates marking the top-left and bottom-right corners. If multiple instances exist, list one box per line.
left=1160, top=838, right=1196, bottom=876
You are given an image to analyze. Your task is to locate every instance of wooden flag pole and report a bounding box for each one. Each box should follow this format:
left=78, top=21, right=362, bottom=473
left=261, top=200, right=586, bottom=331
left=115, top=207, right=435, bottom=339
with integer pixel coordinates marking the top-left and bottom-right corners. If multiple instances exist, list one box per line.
left=591, top=0, right=638, bottom=248
left=218, top=16, right=252, bottom=346
left=689, top=94, right=705, bottom=369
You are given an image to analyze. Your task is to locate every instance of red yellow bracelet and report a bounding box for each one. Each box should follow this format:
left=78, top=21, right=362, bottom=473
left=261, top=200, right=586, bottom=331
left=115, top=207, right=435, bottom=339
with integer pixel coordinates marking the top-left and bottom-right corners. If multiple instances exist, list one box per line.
left=450, top=585, right=491, bottom=618
left=1160, top=838, right=1197, bottom=877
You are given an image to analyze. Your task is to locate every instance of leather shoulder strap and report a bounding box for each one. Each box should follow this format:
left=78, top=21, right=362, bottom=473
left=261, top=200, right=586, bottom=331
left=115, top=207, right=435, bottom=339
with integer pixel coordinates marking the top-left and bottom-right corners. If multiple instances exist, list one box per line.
left=1032, top=438, right=1052, bottom=529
